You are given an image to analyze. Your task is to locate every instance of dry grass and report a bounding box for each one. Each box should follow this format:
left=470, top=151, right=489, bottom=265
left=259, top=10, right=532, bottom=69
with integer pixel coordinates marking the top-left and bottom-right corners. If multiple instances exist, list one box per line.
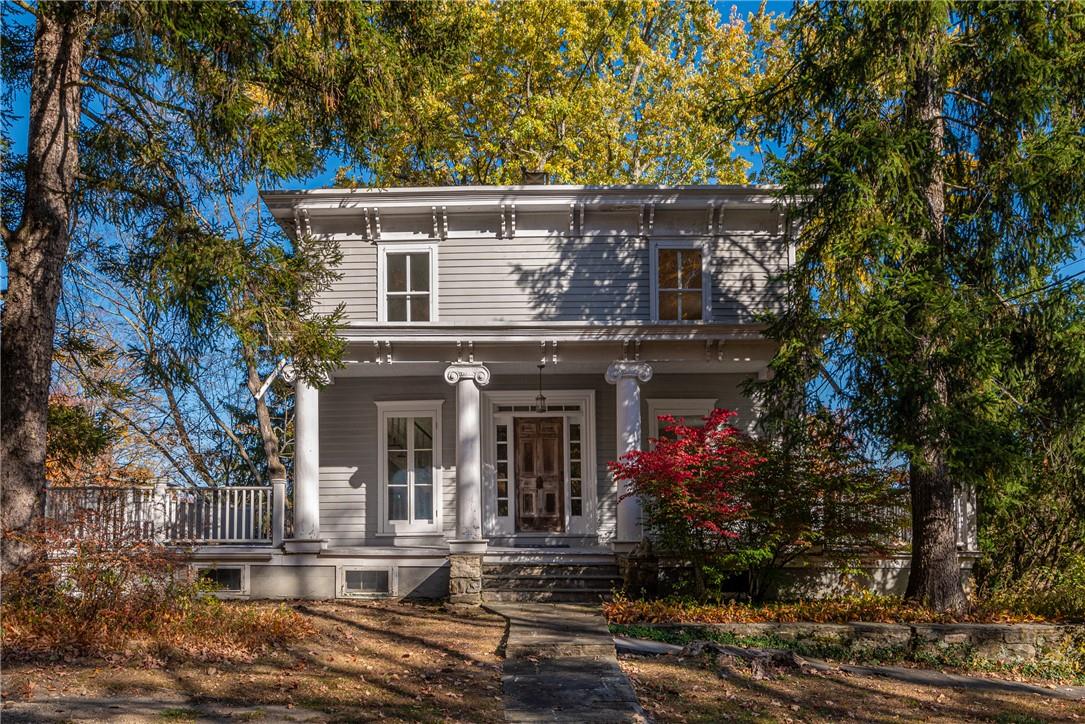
left=1, top=600, right=506, bottom=723
left=621, top=654, right=1085, bottom=723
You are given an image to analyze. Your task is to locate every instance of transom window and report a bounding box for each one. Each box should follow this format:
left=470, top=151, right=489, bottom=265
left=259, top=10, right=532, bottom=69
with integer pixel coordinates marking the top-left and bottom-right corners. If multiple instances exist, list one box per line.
left=378, top=244, right=438, bottom=323
left=651, top=241, right=710, bottom=322
left=376, top=401, right=443, bottom=534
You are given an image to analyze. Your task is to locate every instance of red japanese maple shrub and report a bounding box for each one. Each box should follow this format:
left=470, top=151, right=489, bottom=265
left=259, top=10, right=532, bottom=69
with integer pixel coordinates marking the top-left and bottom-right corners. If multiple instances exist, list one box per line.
left=609, top=408, right=763, bottom=597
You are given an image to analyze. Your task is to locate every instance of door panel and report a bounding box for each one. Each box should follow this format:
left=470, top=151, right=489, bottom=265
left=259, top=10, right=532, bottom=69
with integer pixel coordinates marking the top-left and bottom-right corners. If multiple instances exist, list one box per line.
left=515, top=417, right=565, bottom=532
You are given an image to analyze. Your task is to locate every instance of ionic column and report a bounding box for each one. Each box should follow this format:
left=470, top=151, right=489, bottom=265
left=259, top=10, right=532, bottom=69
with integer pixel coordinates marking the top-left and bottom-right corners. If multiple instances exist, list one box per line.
left=443, top=363, right=491, bottom=551
left=289, top=375, right=323, bottom=551
left=606, top=360, right=653, bottom=544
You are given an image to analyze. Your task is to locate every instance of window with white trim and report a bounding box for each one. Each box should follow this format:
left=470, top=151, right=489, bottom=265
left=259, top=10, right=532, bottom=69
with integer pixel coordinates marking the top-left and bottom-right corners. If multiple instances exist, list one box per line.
left=376, top=401, right=443, bottom=534
left=647, top=398, right=719, bottom=441
left=378, top=244, right=438, bottom=323
left=650, top=240, right=710, bottom=322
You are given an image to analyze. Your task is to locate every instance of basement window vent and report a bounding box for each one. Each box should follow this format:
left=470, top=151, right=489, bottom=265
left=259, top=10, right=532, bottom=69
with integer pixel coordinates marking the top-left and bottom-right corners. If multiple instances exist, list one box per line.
left=343, top=568, right=392, bottom=597
left=197, top=566, right=243, bottom=593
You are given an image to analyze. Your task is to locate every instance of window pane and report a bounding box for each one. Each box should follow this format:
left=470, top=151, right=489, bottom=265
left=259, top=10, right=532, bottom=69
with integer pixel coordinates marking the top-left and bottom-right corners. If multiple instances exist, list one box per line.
left=413, top=417, right=433, bottom=449
left=414, top=484, right=433, bottom=522
left=387, top=417, right=408, bottom=450
left=658, top=249, right=679, bottom=288
left=680, top=291, right=703, bottom=320
left=570, top=441, right=581, bottom=460
left=497, top=461, right=508, bottom=478
left=414, top=450, right=433, bottom=485
left=387, top=296, right=408, bottom=322
left=389, top=485, right=408, bottom=521
left=569, top=423, right=580, bottom=442
left=571, top=500, right=582, bottom=516
left=199, top=567, right=242, bottom=591
left=497, top=479, right=508, bottom=497
left=409, top=294, right=430, bottom=322
left=497, top=426, right=508, bottom=443
left=571, top=479, right=582, bottom=497
left=387, top=253, right=408, bottom=292
left=570, top=461, right=581, bottom=479
left=388, top=451, right=408, bottom=485
left=681, top=250, right=702, bottom=289
left=408, top=252, right=429, bottom=291
left=659, top=291, right=678, bottom=320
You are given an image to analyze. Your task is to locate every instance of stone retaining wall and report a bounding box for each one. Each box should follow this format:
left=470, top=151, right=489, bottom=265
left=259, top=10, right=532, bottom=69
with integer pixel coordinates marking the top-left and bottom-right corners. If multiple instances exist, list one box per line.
left=653, top=622, right=1084, bottom=663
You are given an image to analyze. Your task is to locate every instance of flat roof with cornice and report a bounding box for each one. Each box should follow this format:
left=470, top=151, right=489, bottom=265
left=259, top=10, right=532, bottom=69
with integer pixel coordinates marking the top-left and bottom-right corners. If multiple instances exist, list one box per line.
left=261, top=184, right=785, bottom=237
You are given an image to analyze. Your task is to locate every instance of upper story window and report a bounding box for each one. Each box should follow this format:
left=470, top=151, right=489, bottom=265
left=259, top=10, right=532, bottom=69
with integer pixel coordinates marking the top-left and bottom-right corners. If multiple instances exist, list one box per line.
left=650, top=240, right=710, bottom=322
left=378, top=243, right=438, bottom=323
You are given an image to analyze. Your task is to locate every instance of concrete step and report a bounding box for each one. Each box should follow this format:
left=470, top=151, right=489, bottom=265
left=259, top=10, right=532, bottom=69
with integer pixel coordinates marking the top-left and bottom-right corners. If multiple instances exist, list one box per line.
left=483, top=576, right=622, bottom=591
left=482, top=589, right=615, bottom=603
left=483, top=564, right=620, bottom=577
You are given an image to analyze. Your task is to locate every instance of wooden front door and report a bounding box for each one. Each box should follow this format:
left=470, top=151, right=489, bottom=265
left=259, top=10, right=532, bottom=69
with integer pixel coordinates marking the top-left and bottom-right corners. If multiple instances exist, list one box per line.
left=515, top=418, right=565, bottom=532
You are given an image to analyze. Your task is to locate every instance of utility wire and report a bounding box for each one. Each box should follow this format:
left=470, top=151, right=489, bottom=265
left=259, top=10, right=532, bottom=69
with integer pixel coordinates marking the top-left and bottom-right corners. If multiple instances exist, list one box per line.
left=1004, top=260, right=1085, bottom=302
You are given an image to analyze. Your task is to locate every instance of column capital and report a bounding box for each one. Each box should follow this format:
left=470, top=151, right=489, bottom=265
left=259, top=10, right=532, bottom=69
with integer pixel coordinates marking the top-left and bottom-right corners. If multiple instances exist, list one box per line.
left=444, top=363, right=491, bottom=387
left=605, top=361, right=653, bottom=385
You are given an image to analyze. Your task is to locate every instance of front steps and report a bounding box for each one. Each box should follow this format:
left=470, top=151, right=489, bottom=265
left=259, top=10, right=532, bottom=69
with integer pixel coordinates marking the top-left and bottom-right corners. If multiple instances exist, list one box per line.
left=481, top=550, right=623, bottom=603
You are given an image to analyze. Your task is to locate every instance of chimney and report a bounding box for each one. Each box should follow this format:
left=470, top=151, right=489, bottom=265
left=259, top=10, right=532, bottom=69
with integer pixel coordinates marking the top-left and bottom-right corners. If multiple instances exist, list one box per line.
left=522, top=169, right=549, bottom=185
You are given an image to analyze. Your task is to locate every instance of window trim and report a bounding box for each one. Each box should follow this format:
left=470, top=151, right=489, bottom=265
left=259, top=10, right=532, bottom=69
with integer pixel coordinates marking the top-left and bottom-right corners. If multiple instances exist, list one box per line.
left=338, top=565, right=398, bottom=598
left=193, top=563, right=249, bottom=598
left=375, top=400, right=444, bottom=536
left=377, top=242, right=439, bottom=324
left=649, top=239, right=712, bottom=323
left=646, top=398, right=719, bottom=441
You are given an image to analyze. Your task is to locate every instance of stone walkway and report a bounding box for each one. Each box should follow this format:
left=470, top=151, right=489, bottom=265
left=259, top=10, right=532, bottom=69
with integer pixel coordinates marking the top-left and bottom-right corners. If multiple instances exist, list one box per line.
left=487, top=603, right=649, bottom=722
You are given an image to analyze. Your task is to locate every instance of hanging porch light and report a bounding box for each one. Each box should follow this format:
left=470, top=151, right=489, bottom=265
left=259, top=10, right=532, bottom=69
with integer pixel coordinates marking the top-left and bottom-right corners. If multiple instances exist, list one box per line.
left=534, top=363, right=547, bottom=413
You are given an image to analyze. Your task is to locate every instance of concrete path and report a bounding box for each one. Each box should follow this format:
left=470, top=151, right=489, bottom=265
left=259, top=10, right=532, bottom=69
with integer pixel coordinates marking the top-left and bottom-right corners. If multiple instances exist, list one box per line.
left=487, top=604, right=649, bottom=723
left=614, top=635, right=1085, bottom=701
left=0, top=697, right=326, bottom=722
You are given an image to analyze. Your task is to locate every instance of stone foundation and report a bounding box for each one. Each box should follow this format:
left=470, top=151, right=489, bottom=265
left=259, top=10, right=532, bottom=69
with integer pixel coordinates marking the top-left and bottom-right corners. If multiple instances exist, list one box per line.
left=647, top=622, right=1085, bottom=664
left=449, top=553, right=483, bottom=605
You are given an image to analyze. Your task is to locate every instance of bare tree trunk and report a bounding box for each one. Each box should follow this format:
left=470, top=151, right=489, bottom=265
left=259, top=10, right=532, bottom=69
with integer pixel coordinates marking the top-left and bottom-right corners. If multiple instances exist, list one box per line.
left=244, top=351, right=286, bottom=483
left=1, top=5, right=89, bottom=574
left=903, top=26, right=966, bottom=613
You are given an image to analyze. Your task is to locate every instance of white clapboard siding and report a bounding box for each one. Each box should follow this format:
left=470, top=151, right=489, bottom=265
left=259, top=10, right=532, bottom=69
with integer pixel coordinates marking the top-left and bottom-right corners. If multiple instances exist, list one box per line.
left=316, top=371, right=756, bottom=547
left=315, top=222, right=788, bottom=325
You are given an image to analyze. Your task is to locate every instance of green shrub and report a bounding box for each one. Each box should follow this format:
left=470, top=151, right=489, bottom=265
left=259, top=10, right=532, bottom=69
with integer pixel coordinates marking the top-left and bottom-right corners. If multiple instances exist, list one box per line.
left=979, top=555, right=1085, bottom=622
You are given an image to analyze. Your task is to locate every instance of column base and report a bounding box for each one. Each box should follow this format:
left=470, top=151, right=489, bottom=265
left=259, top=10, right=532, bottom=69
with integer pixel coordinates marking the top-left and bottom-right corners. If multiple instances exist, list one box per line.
left=283, top=538, right=327, bottom=554
left=448, top=551, right=485, bottom=605
left=448, top=538, right=489, bottom=555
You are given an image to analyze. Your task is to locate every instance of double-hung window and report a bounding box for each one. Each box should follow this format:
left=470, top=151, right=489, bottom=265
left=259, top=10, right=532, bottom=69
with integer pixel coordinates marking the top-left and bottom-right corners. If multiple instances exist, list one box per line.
left=378, top=244, right=438, bottom=323
left=376, top=401, right=443, bottom=535
left=650, top=240, right=710, bottom=322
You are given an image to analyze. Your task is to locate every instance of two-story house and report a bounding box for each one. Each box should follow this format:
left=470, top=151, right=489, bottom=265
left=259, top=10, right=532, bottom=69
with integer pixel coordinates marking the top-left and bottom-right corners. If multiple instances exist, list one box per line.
left=235, top=184, right=792, bottom=602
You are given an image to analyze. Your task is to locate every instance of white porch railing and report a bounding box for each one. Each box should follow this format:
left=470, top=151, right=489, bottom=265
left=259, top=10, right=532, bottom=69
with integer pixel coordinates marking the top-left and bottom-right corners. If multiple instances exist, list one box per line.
left=44, top=484, right=280, bottom=545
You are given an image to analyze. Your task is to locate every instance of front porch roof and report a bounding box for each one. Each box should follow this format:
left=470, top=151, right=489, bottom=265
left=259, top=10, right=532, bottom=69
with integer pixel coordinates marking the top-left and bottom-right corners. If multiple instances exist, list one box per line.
left=332, top=332, right=776, bottom=378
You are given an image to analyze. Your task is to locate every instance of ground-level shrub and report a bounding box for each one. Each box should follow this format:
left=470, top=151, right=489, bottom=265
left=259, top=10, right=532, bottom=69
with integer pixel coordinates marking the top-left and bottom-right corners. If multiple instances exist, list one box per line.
left=978, top=555, right=1085, bottom=622
left=1, top=518, right=310, bottom=661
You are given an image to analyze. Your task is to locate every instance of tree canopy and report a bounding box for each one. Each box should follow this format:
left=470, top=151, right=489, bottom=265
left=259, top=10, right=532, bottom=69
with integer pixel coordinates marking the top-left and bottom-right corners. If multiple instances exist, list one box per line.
left=340, top=0, right=778, bottom=186
left=727, top=0, right=1085, bottom=610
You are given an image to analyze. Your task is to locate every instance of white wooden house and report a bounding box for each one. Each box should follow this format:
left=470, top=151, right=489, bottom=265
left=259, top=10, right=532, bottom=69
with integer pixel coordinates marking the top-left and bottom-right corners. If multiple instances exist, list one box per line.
left=46, top=184, right=977, bottom=601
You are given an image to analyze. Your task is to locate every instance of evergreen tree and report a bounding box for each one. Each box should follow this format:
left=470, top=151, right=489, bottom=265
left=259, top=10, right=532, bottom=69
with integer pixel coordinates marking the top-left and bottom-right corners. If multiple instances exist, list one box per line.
left=726, top=1, right=1085, bottom=611
left=1, top=0, right=462, bottom=572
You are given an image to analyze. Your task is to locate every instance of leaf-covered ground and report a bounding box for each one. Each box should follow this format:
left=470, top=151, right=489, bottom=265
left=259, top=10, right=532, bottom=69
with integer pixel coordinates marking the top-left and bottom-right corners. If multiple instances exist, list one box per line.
left=0, top=600, right=505, bottom=723
left=621, top=654, right=1085, bottom=723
